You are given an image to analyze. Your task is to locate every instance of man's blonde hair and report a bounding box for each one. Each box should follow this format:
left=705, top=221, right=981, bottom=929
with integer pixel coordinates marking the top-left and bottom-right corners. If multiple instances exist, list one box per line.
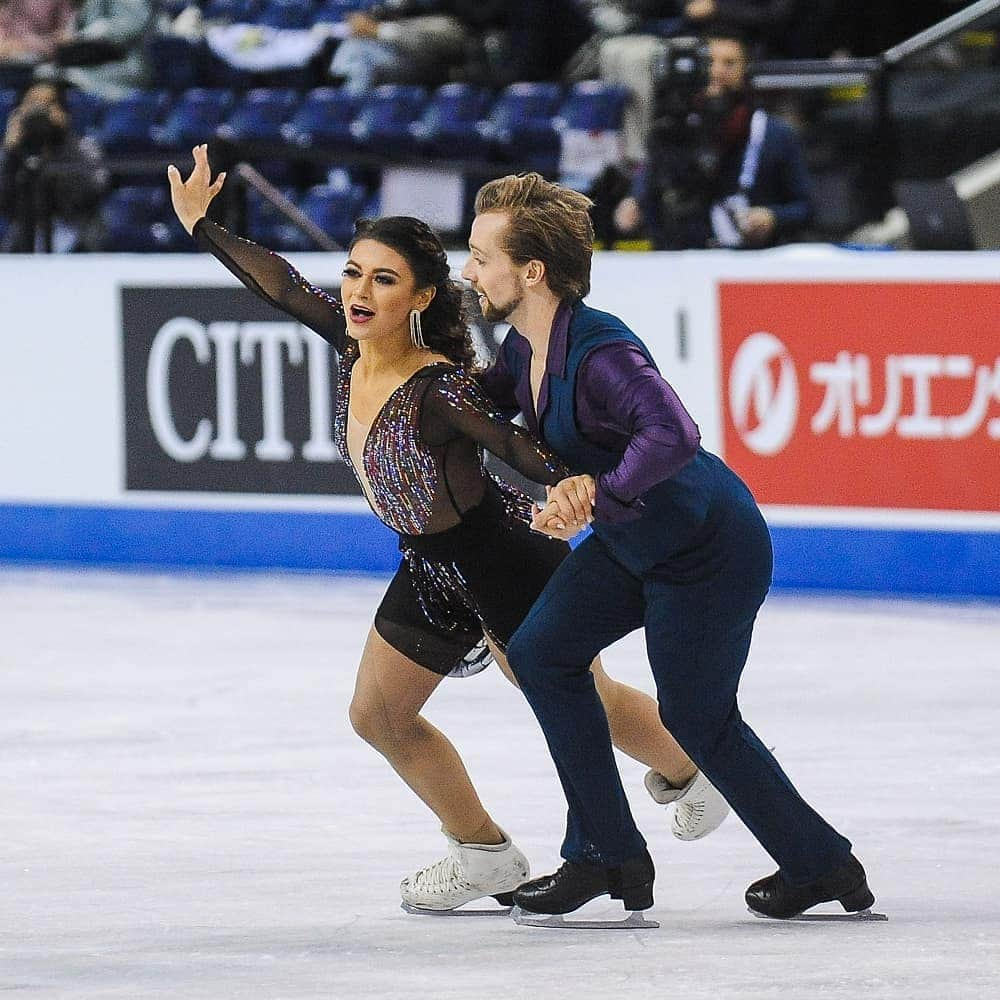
left=474, top=173, right=594, bottom=300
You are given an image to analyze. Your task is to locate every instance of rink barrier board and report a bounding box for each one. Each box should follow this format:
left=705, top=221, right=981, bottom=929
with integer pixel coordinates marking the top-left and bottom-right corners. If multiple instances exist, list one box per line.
left=2, top=503, right=998, bottom=598
left=0, top=504, right=398, bottom=574
left=3, top=250, right=1000, bottom=597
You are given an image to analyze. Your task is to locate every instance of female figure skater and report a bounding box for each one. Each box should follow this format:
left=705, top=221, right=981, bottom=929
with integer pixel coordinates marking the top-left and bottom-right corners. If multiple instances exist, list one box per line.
left=167, top=146, right=728, bottom=914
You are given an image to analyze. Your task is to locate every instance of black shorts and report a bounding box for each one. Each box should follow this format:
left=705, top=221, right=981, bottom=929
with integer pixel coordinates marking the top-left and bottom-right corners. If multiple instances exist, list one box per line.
left=373, top=488, right=569, bottom=676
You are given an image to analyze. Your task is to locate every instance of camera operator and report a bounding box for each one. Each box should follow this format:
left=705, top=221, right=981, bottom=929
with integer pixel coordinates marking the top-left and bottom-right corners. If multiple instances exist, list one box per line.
left=0, top=81, right=106, bottom=252
left=613, top=26, right=813, bottom=249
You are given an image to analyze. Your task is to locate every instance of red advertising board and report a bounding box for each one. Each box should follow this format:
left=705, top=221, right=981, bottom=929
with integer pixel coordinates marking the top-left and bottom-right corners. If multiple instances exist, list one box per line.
left=720, top=282, right=1000, bottom=511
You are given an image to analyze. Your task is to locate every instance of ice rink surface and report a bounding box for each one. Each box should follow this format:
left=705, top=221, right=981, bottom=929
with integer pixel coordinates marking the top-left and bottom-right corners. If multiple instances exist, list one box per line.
left=2, top=566, right=999, bottom=1000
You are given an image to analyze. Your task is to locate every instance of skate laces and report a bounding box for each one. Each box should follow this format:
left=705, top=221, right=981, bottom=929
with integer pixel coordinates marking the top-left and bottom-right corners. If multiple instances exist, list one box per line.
left=674, top=798, right=704, bottom=833
left=409, top=853, right=474, bottom=896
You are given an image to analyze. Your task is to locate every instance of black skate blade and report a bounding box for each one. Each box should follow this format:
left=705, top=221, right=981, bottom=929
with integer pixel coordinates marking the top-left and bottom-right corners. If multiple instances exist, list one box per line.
left=510, top=905, right=659, bottom=930
left=749, top=907, right=888, bottom=922
left=401, top=900, right=512, bottom=917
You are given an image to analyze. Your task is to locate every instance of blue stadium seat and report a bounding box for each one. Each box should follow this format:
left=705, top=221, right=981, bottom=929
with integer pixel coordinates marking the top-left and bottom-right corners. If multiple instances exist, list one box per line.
left=315, top=0, right=375, bottom=20
left=411, top=83, right=493, bottom=159
left=152, top=89, right=235, bottom=150
left=478, top=82, right=563, bottom=173
left=66, top=89, right=108, bottom=139
left=146, top=34, right=205, bottom=92
left=299, top=182, right=366, bottom=247
left=105, top=185, right=169, bottom=225
left=281, top=87, right=360, bottom=149
left=0, top=89, right=17, bottom=134
left=148, top=218, right=194, bottom=252
left=97, top=91, right=170, bottom=153
left=350, top=85, right=427, bottom=157
left=217, top=88, right=301, bottom=142
left=255, top=0, right=314, bottom=29
left=483, top=82, right=562, bottom=133
left=203, top=0, right=260, bottom=22
left=102, top=186, right=173, bottom=251
left=244, top=183, right=365, bottom=251
left=556, top=81, right=629, bottom=131
left=246, top=186, right=313, bottom=250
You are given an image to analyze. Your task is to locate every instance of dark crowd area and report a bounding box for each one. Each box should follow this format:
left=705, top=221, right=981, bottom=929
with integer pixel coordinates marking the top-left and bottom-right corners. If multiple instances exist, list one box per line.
left=1, top=0, right=998, bottom=253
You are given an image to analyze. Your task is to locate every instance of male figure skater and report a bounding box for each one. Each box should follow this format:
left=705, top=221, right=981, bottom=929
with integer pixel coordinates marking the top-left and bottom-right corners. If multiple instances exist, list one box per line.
left=464, top=172, right=878, bottom=925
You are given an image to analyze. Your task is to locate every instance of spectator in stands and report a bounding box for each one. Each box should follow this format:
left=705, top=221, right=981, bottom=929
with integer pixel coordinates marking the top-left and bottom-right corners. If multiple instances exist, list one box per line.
left=681, top=0, right=852, bottom=59
left=591, top=1, right=835, bottom=158
left=0, top=80, right=106, bottom=251
left=611, top=26, right=813, bottom=248
left=581, top=1, right=803, bottom=55
left=330, top=0, right=593, bottom=93
left=456, top=0, right=593, bottom=88
left=680, top=1, right=794, bottom=52
left=328, top=0, right=473, bottom=93
left=0, top=1, right=76, bottom=63
left=50, top=0, right=154, bottom=100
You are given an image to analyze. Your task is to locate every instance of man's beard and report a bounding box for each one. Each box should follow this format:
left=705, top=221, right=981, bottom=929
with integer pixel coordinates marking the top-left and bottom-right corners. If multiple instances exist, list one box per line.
left=478, top=282, right=524, bottom=323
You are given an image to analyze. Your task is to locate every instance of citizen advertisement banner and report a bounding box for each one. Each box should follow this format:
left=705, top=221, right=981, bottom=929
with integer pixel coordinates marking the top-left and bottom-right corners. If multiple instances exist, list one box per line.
left=122, top=286, right=363, bottom=495
left=720, top=281, right=1000, bottom=512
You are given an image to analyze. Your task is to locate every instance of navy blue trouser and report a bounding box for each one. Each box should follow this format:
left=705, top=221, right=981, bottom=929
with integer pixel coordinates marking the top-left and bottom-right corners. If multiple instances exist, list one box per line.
left=506, top=501, right=852, bottom=885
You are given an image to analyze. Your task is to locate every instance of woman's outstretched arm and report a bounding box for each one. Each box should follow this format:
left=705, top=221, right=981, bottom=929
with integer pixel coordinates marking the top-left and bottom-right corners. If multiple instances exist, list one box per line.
left=168, top=144, right=349, bottom=351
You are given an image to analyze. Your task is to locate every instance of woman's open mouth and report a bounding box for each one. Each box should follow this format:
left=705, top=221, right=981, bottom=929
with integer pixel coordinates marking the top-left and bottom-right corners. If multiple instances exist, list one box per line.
left=349, top=304, right=375, bottom=323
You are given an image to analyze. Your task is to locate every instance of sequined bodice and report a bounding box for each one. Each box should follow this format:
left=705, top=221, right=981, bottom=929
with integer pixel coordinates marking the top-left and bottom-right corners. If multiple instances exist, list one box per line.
left=334, top=342, right=446, bottom=534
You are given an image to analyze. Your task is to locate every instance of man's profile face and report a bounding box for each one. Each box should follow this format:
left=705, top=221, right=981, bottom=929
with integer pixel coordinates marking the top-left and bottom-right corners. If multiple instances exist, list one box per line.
left=462, top=211, right=526, bottom=324
left=706, top=38, right=747, bottom=98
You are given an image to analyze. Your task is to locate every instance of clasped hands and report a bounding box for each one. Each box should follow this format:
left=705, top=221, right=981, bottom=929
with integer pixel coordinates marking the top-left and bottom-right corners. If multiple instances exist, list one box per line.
left=530, top=475, right=596, bottom=541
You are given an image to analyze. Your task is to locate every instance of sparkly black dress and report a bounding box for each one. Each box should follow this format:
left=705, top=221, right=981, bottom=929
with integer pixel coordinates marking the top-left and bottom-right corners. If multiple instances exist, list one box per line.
left=194, top=219, right=571, bottom=674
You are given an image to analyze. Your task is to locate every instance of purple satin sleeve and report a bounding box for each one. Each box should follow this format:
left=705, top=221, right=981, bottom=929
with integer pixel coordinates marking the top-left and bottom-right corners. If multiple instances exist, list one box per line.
left=577, top=344, right=701, bottom=524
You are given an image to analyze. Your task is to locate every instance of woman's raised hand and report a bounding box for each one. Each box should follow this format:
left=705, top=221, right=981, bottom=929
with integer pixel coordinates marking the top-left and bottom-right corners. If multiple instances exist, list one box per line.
left=167, top=143, right=226, bottom=235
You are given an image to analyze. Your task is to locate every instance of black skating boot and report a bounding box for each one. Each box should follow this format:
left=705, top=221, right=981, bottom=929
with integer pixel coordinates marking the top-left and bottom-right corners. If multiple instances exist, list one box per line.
left=513, top=850, right=654, bottom=915
left=745, top=853, right=875, bottom=919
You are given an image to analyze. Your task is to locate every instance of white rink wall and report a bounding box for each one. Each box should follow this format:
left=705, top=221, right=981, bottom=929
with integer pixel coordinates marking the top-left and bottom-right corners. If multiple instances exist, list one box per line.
left=1, top=247, right=998, bottom=595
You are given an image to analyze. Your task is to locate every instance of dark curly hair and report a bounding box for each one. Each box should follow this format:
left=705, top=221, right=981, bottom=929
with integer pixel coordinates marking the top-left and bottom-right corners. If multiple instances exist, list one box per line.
left=350, top=217, right=477, bottom=370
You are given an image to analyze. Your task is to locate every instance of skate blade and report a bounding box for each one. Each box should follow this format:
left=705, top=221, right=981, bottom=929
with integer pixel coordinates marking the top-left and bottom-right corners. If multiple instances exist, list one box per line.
left=401, top=900, right=512, bottom=917
left=749, top=907, right=888, bottom=922
left=510, top=905, right=659, bottom=930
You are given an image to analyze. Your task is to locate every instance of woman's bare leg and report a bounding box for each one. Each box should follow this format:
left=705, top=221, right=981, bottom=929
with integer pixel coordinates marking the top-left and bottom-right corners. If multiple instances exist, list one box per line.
left=589, top=659, right=696, bottom=787
left=490, top=642, right=695, bottom=788
left=349, top=626, right=504, bottom=845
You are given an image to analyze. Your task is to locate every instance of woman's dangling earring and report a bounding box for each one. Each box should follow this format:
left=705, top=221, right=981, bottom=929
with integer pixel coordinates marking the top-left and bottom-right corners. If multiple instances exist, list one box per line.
left=409, top=308, right=428, bottom=349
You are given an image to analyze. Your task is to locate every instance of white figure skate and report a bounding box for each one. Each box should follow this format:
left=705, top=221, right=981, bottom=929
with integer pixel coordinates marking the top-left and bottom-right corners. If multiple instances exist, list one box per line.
left=400, top=827, right=530, bottom=916
left=644, top=769, right=730, bottom=841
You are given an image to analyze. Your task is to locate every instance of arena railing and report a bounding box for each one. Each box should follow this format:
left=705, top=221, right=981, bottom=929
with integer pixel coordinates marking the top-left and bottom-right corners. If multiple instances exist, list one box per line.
left=747, top=0, right=1000, bottom=216
left=229, top=161, right=341, bottom=251
left=750, top=0, right=1000, bottom=91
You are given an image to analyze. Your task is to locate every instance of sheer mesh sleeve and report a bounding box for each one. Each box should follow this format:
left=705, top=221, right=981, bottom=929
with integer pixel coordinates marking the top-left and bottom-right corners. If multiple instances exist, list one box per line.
left=474, top=348, right=521, bottom=421
left=421, top=370, right=569, bottom=487
left=193, top=218, right=349, bottom=352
